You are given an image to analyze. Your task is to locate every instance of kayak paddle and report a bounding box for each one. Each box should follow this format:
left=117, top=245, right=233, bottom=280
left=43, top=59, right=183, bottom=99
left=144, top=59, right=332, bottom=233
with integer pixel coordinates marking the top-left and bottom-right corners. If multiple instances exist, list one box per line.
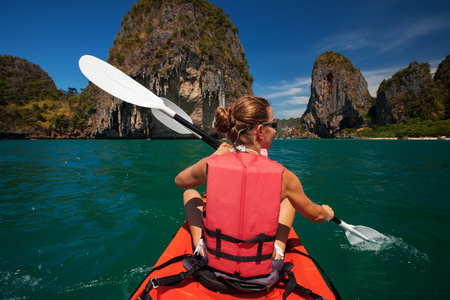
left=332, top=217, right=387, bottom=245
left=78, top=55, right=220, bottom=149
left=78, top=54, right=387, bottom=246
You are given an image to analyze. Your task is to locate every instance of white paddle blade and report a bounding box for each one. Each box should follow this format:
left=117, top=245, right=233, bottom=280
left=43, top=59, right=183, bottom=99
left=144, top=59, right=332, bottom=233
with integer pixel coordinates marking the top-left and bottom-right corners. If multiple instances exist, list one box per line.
left=346, top=225, right=387, bottom=245
left=151, top=98, right=193, bottom=135
left=78, top=55, right=164, bottom=110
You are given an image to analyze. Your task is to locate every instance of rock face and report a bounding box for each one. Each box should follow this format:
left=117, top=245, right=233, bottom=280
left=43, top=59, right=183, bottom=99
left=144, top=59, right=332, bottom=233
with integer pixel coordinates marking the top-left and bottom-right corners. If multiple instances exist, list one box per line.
left=434, top=55, right=450, bottom=90
left=90, top=0, right=253, bottom=138
left=301, top=51, right=372, bottom=138
left=90, top=94, right=154, bottom=138
left=434, top=55, right=450, bottom=119
left=375, top=61, right=433, bottom=125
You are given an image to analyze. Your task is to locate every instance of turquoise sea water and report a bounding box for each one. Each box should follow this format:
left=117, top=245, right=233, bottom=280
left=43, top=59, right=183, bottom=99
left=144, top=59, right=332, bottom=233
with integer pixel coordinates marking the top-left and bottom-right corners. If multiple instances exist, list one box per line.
left=1, top=139, right=449, bottom=299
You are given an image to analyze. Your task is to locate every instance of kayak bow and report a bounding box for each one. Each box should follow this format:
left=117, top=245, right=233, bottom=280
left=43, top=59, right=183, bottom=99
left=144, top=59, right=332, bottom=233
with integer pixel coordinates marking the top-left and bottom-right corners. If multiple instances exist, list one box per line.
left=130, top=222, right=338, bottom=300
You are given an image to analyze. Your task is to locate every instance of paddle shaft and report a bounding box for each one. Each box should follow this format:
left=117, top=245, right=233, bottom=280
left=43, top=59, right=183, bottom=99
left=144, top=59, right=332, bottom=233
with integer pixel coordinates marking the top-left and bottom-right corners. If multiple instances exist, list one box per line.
left=173, top=114, right=220, bottom=149
left=331, top=217, right=342, bottom=224
left=332, top=217, right=372, bottom=242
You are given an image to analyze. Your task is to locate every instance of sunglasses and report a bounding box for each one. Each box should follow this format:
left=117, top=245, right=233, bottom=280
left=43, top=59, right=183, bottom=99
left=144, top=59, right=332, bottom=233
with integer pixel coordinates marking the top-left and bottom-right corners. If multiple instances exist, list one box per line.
left=260, top=120, right=278, bottom=131
left=239, top=120, right=278, bottom=134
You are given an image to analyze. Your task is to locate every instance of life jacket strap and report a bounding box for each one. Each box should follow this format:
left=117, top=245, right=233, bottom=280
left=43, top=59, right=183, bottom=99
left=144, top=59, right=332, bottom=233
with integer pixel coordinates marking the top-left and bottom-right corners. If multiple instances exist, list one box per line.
left=203, top=226, right=277, bottom=243
left=205, top=245, right=273, bottom=263
left=203, top=225, right=276, bottom=264
left=215, top=228, right=222, bottom=259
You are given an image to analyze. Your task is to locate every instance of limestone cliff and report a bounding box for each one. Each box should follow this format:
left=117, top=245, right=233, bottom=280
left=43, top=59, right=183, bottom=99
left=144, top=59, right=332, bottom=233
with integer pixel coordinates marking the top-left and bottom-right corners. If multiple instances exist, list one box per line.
left=375, top=62, right=434, bottom=125
left=301, top=51, right=372, bottom=138
left=90, top=0, right=253, bottom=139
left=434, top=55, right=450, bottom=90
left=434, top=55, right=450, bottom=119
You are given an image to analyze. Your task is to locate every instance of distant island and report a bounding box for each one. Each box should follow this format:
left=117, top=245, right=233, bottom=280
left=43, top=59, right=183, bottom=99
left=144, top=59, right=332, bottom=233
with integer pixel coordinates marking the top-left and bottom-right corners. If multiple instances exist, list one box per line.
left=276, top=52, right=450, bottom=139
left=1, top=0, right=449, bottom=139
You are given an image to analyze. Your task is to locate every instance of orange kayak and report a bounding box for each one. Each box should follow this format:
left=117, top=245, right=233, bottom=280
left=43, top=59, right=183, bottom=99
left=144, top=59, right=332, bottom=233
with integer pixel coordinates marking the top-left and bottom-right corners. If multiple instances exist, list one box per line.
left=130, top=222, right=337, bottom=300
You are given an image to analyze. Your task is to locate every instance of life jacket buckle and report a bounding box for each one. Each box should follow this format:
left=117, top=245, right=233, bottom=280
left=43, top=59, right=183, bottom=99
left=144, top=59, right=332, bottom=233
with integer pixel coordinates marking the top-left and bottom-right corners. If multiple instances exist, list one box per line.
left=150, top=277, right=159, bottom=289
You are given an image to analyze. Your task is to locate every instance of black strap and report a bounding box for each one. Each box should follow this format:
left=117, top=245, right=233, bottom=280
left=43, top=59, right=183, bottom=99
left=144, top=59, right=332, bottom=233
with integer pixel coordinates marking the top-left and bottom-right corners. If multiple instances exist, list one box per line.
left=215, top=228, right=222, bottom=259
left=256, top=233, right=265, bottom=264
left=204, top=226, right=275, bottom=264
left=205, top=244, right=273, bottom=262
left=204, top=226, right=276, bottom=243
left=281, top=264, right=325, bottom=300
left=136, top=253, right=192, bottom=300
left=286, top=247, right=342, bottom=300
left=147, top=262, right=201, bottom=290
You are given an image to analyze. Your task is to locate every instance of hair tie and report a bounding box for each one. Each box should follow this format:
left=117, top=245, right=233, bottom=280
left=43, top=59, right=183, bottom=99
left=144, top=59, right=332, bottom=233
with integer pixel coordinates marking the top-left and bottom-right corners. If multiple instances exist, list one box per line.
left=228, top=113, right=235, bottom=137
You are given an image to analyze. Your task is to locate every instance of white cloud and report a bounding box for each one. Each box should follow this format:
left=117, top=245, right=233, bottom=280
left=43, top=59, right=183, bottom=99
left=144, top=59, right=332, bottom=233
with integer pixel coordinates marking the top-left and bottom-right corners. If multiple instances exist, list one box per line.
left=428, top=57, right=446, bottom=74
left=361, top=55, right=446, bottom=96
left=319, top=16, right=450, bottom=54
left=257, top=77, right=310, bottom=97
left=381, top=16, right=450, bottom=51
left=319, top=28, right=375, bottom=52
left=259, top=77, right=310, bottom=99
left=265, top=87, right=303, bottom=99
left=361, top=67, right=400, bottom=96
left=254, top=78, right=311, bottom=119
left=278, top=78, right=311, bottom=90
left=276, top=107, right=308, bottom=120
left=278, top=96, right=310, bottom=106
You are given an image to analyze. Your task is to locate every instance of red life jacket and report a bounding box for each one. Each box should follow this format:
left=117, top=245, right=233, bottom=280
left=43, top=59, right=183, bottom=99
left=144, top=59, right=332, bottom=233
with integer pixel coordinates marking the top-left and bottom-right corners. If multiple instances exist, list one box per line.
left=203, top=152, right=285, bottom=278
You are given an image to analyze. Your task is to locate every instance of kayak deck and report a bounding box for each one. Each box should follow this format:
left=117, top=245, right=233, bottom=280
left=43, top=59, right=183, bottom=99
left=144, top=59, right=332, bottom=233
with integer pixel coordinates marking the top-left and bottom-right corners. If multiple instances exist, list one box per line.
left=130, top=222, right=336, bottom=300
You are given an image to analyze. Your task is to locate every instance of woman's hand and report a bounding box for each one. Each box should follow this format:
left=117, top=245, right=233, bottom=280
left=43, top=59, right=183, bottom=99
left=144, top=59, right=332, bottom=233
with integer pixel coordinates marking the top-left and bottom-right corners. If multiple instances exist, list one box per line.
left=321, top=205, right=334, bottom=222
left=213, top=143, right=233, bottom=156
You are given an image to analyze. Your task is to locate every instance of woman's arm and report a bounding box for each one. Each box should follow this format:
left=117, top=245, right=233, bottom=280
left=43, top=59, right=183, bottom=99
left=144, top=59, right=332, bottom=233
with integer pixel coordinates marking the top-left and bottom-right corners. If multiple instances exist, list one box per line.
left=282, top=169, right=334, bottom=223
left=174, top=157, right=208, bottom=189
left=175, top=143, right=233, bottom=189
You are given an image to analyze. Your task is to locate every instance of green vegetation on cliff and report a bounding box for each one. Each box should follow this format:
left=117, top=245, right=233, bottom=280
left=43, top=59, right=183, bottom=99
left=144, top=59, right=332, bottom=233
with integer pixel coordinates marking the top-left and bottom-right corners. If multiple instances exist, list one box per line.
left=377, top=62, right=446, bottom=122
left=343, top=119, right=450, bottom=138
left=109, top=0, right=253, bottom=93
left=0, top=55, right=97, bottom=138
left=364, top=58, right=450, bottom=139
left=434, top=55, right=450, bottom=119
left=313, top=51, right=357, bottom=73
left=0, top=55, right=60, bottom=105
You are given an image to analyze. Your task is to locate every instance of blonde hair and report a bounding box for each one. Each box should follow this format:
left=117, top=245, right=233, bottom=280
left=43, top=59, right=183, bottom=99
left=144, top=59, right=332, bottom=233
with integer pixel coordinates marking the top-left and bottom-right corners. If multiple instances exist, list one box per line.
left=214, top=96, right=271, bottom=146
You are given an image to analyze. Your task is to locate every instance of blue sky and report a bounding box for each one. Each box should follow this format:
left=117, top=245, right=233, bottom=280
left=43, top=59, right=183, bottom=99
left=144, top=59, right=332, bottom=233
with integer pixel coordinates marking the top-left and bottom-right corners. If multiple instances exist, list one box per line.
left=1, top=0, right=449, bottom=119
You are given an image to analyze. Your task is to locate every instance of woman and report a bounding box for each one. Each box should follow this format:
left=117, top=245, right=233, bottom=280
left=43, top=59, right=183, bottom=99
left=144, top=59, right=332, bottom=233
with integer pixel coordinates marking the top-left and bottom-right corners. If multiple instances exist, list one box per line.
left=175, top=96, right=334, bottom=281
